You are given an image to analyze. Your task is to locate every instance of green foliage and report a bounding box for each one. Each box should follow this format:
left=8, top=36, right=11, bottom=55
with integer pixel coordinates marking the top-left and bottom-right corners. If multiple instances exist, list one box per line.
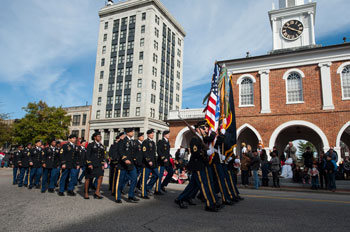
left=0, top=113, right=13, bottom=147
left=297, top=140, right=316, bottom=154
left=13, top=101, right=71, bottom=145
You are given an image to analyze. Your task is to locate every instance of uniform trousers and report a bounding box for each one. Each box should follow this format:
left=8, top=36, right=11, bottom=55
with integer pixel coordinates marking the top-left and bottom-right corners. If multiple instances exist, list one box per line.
left=115, top=167, right=137, bottom=201
left=13, top=167, right=20, bottom=184
left=59, top=168, right=79, bottom=192
left=161, top=165, right=174, bottom=189
left=29, top=167, right=42, bottom=188
left=41, top=168, right=52, bottom=191
left=78, top=166, right=86, bottom=182
left=49, top=167, right=60, bottom=189
left=211, top=163, right=232, bottom=202
left=147, top=167, right=160, bottom=192
left=228, top=169, right=240, bottom=196
left=18, top=167, right=30, bottom=186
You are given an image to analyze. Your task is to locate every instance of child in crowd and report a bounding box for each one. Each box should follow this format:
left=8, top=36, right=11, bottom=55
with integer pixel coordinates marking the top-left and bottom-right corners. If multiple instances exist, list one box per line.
left=302, top=167, right=311, bottom=185
left=269, top=151, right=280, bottom=187
left=309, top=163, right=320, bottom=190
left=325, top=155, right=337, bottom=192
left=293, top=165, right=302, bottom=183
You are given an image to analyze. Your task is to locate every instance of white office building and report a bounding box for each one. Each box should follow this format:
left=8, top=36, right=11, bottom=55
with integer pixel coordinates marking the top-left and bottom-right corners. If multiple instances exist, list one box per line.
left=90, top=0, right=186, bottom=147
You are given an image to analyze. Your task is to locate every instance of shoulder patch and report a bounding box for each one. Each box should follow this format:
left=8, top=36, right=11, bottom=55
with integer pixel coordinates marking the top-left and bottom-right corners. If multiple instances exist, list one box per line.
left=143, top=146, right=147, bottom=152
left=60, top=149, right=64, bottom=154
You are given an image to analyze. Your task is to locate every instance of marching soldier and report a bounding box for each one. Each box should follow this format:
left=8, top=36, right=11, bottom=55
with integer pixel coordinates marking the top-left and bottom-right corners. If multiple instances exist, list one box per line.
left=175, top=121, right=219, bottom=212
left=47, top=140, right=61, bottom=192
left=140, top=129, right=160, bottom=199
left=133, top=133, right=144, bottom=190
left=109, top=134, right=121, bottom=194
left=77, top=140, right=87, bottom=185
left=12, top=145, right=23, bottom=185
left=58, top=135, right=80, bottom=196
left=28, top=140, right=43, bottom=189
left=115, top=128, right=139, bottom=203
left=84, top=132, right=105, bottom=199
left=156, top=130, right=173, bottom=194
left=17, top=143, right=32, bottom=187
left=41, top=139, right=56, bottom=193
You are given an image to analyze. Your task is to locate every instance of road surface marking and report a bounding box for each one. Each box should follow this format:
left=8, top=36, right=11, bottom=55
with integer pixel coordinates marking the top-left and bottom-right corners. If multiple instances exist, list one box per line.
left=242, top=194, right=350, bottom=204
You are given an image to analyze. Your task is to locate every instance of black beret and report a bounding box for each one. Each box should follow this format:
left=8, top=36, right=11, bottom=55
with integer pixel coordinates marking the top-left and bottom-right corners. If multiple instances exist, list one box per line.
left=68, top=134, right=77, bottom=139
left=115, top=135, right=120, bottom=140
left=147, top=129, right=154, bottom=135
left=163, top=130, right=170, bottom=136
left=35, top=139, right=42, bottom=143
left=91, top=132, right=100, bottom=140
left=48, top=138, right=56, bottom=144
left=125, top=128, right=134, bottom=133
left=26, top=143, right=32, bottom=146
left=195, top=120, right=206, bottom=129
left=118, top=132, right=126, bottom=137
left=18, top=144, right=24, bottom=148
left=138, top=133, right=144, bottom=137
left=56, top=141, right=61, bottom=145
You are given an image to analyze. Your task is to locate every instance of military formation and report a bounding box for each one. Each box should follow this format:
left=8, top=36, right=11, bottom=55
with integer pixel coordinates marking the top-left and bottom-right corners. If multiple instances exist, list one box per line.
left=10, top=121, right=244, bottom=212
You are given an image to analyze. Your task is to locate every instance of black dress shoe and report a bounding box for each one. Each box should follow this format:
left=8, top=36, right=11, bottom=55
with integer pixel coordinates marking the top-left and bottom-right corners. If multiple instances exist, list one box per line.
left=205, top=206, right=219, bottom=212
left=84, top=196, right=90, bottom=200
left=115, top=200, right=122, bottom=203
left=67, top=191, right=76, bottom=196
left=154, top=191, right=164, bottom=195
left=48, top=189, right=54, bottom=193
left=128, top=197, right=140, bottom=202
left=41, top=190, right=46, bottom=193
left=18, top=185, right=23, bottom=187
left=223, top=201, right=234, bottom=206
left=238, top=196, right=244, bottom=201
left=141, top=196, right=150, bottom=199
left=233, top=197, right=239, bottom=202
left=36, top=185, right=40, bottom=189
left=174, top=199, right=188, bottom=209
left=28, top=186, right=32, bottom=189
left=184, top=199, right=196, bottom=206
left=161, top=187, right=167, bottom=193
left=197, top=195, right=205, bottom=203
left=94, top=194, right=103, bottom=199
left=24, top=184, right=28, bottom=187
left=58, top=192, right=65, bottom=196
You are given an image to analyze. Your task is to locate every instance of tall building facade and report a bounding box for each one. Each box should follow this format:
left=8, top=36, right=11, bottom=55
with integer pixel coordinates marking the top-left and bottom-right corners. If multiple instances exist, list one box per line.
left=167, top=0, right=350, bottom=161
left=64, top=105, right=92, bottom=142
left=90, top=0, right=186, bottom=147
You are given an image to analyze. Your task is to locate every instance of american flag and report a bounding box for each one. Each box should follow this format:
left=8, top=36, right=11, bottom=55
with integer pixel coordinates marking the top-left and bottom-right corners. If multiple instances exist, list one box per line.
left=205, top=64, right=220, bottom=132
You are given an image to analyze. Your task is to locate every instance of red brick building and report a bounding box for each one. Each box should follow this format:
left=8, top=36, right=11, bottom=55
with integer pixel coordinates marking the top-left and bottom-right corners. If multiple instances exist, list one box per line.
left=167, top=1, right=350, bottom=161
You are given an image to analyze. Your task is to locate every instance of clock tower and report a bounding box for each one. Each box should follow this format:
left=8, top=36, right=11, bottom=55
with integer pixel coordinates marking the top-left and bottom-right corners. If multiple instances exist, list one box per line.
left=269, top=0, right=317, bottom=52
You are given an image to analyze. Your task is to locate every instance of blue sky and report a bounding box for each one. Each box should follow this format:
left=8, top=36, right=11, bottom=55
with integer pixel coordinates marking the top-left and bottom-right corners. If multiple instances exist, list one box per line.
left=0, top=0, right=349, bottom=119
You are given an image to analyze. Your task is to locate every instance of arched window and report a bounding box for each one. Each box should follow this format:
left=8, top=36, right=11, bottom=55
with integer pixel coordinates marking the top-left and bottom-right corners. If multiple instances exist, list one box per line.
left=286, top=72, right=304, bottom=103
left=341, top=65, right=350, bottom=99
left=240, top=77, right=254, bottom=106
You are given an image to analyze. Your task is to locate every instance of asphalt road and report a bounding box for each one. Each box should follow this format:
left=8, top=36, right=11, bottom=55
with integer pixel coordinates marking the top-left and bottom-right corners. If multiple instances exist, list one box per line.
left=0, top=168, right=349, bottom=232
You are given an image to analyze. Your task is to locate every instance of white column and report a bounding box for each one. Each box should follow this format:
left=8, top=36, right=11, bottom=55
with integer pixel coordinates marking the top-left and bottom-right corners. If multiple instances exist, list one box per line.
left=309, top=12, right=316, bottom=45
left=318, top=62, right=335, bottom=110
left=108, top=129, right=114, bottom=149
left=259, top=70, right=271, bottom=114
left=272, top=18, right=278, bottom=50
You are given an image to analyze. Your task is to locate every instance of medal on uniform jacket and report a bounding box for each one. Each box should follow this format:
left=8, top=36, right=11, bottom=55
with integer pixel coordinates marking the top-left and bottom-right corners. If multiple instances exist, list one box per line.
left=164, top=144, right=167, bottom=150
left=150, top=142, right=153, bottom=148
left=193, top=145, right=198, bottom=152
left=143, top=146, right=146, bottom=152
left=94, top=145, right=97, bottom=149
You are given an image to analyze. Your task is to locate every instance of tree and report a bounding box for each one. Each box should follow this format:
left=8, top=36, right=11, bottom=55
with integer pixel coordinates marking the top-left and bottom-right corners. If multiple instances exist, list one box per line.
left=297, top=140, right=316, bottom=154
left=0, top=113, right=13, bottom=148
left=13, top=101, right=71, bottom=145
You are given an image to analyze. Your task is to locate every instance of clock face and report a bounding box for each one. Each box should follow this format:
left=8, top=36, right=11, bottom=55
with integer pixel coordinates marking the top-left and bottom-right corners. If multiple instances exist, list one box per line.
left=281, top=20, right=304, bottom=40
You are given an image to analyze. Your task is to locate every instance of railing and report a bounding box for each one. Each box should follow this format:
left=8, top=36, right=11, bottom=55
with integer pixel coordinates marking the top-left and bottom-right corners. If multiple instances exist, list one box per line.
left=168, top=109, right=205, bottom=120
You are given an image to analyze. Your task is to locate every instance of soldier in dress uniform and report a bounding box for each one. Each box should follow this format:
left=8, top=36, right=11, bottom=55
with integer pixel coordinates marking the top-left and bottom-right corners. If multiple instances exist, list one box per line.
left=156, top=130, right=173, bottom=194
left=115, top=128, right=139, bottom=203
left=41, top=139, right=56, bottom=193
left=133, top=133, right=144, bottom=190
left=77, top=140, right=87, bottom=185
left=17, top=143, right=32, bottom=187
left=28, top=140, right=43, bottom=189
left=227, top=154, right=244, bottom=201
left=84, top=132, right=105, bottom=199
left=12, top=145, right=23, bottom=185
left=175, top=121, right=219, bottom=212
left=47, top=140, right=61, bottom=192
left=109, top=134, right=121, bottom=193
left=58, top=135, right=80, bottom=196
left=140, top=129, right=160, bottom=199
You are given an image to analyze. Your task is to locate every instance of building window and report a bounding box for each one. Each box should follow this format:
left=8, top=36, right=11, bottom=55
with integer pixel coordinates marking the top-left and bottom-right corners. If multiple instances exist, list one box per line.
left=137, top=93, right=141, bottom=102
left=124, top=94, right=130, bottom=103
left=176, top=82, right=180, bottom=91
left=119, top=43, right=126, bottom=51
left=177, top=49, right=181, bottom=57
left=116, top=82, right=123, bottom=91
left=107, top=96, right=113, bottom=105
left=155, top=15, right=160, bottom=25
left=153, top=53, right=158, bottom=63
left=286, top=72, right=304, bottom=103
left=97, top=97, right=102, bottom=105
left=120, top=31, right=126, bottom=39
left=99, top=84, right=103, bottom=92
left=127, top=41, right=134, bottom=50
left=114, top=110, right=121, bottom=118
left=136, top=107, right=140, bottom=116
left=176, top=94, right=180, bottom=102
left=82, top=114, right=87, bottom=126
left=152, top=67, right=157, bottom=77
left=104, top=22, right=108, bottom=30
left=72, top=130, right=79, bottom=137
left=177, top=71, right=180, bottom=79
left=141, top=25, right=145, bottom=34
left=154, top=41, right=158, bottom=50
left=100, top=71, right=104, bottom=79
left=239, top=77, right=254, bottom=106
left=137, top=79, right=142, bottom=88
left=138, top=65, right=143, bottom=74
left=126, top=54, right=133, bottom=62
left=112, top=33, right=117, bottom=40
left=108, top=83, right=114, bottom=91
left=123, top=109, right=130, bottom=117
left=106, top=110, right=112, bottom=118
left=178, top=38, right=181, bottom=46
left=102, top=46, right=106, bottom=54
left=155, top=28, right=159, bottom=38
left=341, top=65, right=350, bottom=99
left=152, top=80, right=157, bottom=90
left=101, top=58, right=105, bottom=66
left=142, top=12, right=146, bottom=21
left=177, top=60, right=181, bottom=68
left=130, top=15, right=136, bottom=24
left=111, top=44, right=117, bottom=52
left=124, top=81, right=131, bottom=89
left=117, top=69, right=124, bottom=76
left=72, top=115, right=81, bottom=126
left=118, top=55, right=125, bottom=64
left=115, top=95, right=122, bottom=104
left=126, top=67, right=132, bottom=75
left=110, top=57, right=116, bottom=65
left=96, top=110, right=100, bottom=119
left=140, top=38, right=145, bottom=47
left=103, top=34, right=107, bottom=42
left=121, top=17, right=127, bottom=26
left=150, top=108, right=155, bottom=118
left=139, top=52, right=144, bottom=60
left=81, top=129, right=85, bottom=140
left=151, top=94, right=156, bottom=104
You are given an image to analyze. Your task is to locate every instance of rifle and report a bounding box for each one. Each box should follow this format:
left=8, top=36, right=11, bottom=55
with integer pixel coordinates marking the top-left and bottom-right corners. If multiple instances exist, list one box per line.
left=177, top=111, right=209, bottom=151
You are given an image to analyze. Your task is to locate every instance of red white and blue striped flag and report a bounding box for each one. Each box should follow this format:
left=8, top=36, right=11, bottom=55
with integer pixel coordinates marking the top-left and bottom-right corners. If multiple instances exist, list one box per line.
left=205, top=64, right=220, bottom=132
